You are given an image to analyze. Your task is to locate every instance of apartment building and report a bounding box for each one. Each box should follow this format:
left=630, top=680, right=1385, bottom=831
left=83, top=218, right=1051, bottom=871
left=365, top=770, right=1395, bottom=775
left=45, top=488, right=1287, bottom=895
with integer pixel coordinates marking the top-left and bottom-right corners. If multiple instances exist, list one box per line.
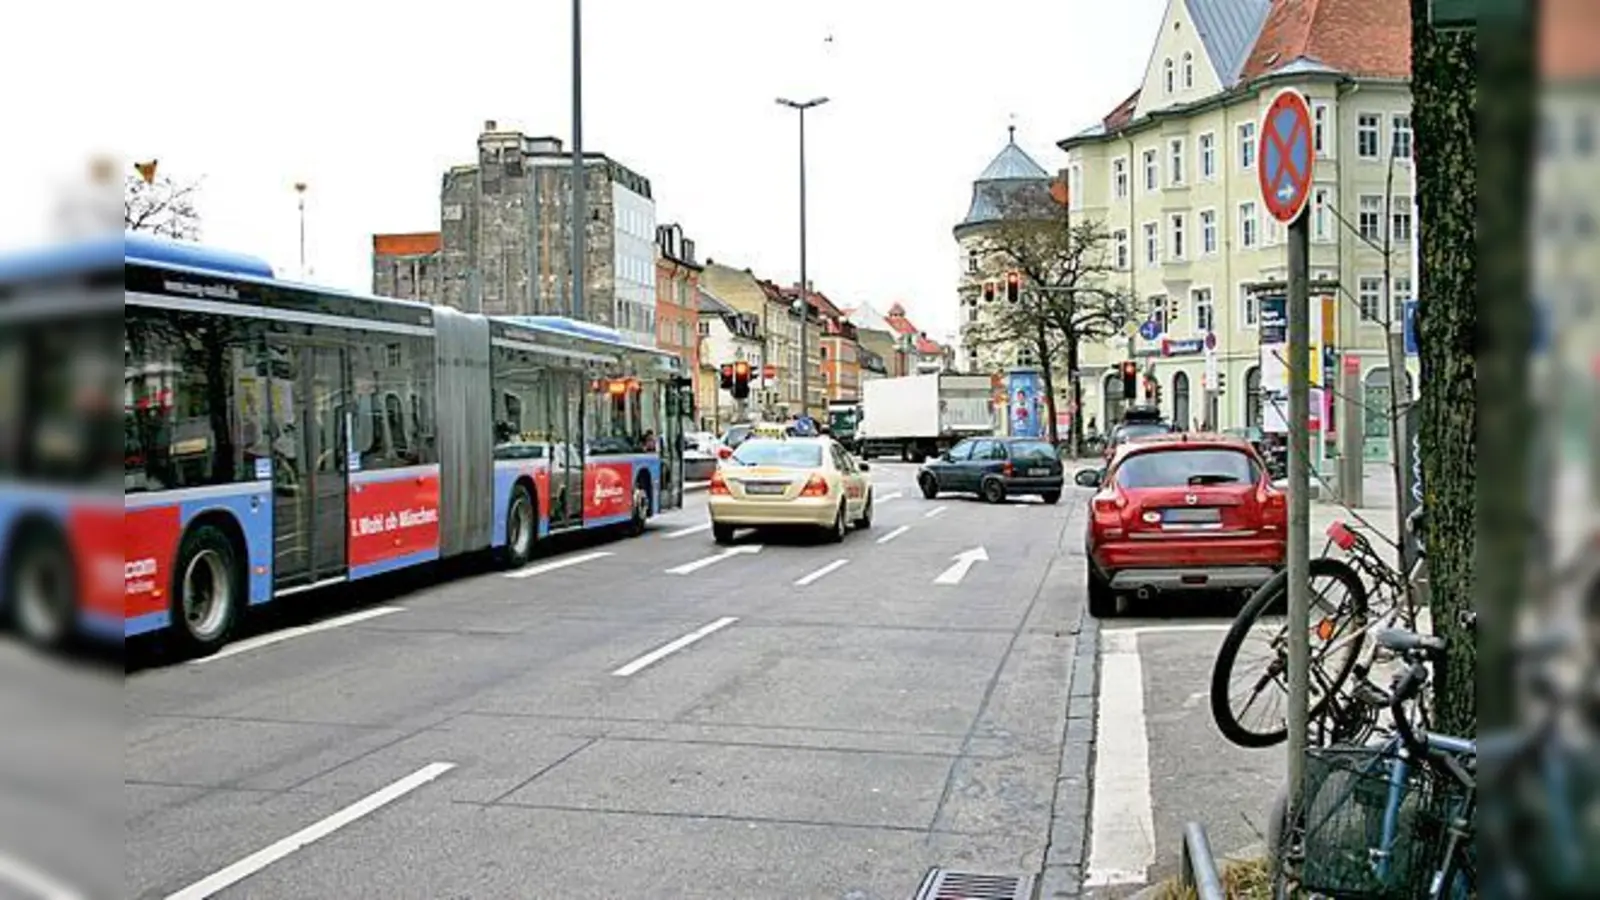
left=655, top=223, right=703, bottom=397
left=1058, top=0, right=1416, bottom=449
left=698, top=262, right=812, bottom=418
left=695, top=287, right=762, bottom=431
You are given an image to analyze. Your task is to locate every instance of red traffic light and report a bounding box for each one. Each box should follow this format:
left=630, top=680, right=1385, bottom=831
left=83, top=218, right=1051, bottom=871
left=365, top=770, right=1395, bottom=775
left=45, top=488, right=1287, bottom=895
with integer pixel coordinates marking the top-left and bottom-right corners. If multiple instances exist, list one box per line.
left=733, top=361, right=750, bottom=378
left=1006, top=271, right=1021, bottom=287
left=1121, top=361, right=1137, bottom=377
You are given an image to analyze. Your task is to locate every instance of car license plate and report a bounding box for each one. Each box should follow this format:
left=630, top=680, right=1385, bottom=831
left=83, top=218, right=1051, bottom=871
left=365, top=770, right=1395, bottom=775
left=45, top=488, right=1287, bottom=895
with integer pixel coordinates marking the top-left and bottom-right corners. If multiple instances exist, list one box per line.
left=1162, top=507, right=1220, bottom=524
left=1028, top=467, right=1052, bottom=477
left=744, top=482, right=788, bottom=495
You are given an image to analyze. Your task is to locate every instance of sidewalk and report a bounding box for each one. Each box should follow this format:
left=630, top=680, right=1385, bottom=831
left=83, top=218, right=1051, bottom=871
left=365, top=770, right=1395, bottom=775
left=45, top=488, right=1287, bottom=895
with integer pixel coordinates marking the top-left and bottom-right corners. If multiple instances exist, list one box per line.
left=1310, top=462, right=1404, bottom=547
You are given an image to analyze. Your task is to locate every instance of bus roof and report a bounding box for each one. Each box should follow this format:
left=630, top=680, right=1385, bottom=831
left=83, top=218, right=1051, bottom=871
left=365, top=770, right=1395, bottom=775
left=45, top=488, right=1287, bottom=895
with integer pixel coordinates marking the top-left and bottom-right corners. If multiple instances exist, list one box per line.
left=0, top=234, right=124, bottom=282
left=125, top=231, right=275, bottom=279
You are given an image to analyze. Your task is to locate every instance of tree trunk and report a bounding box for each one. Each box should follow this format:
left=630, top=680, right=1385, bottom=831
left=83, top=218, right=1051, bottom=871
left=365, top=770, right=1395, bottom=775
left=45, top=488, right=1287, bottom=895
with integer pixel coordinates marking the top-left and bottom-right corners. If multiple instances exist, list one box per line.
left=1410, top=0, right=1487, bottom=737
left=1036, top=319, right=1059, bottom=445
left=1067, top=336, right=1084, bottom=457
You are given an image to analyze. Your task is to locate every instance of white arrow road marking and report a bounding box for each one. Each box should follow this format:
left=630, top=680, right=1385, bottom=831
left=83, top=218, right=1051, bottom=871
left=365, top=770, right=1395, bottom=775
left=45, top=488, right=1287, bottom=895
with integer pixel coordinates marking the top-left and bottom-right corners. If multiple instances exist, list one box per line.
left=932, top=546, right=988, bottom=585
left=612, top=616, right=739, bottom=676
left=504, top=550, right=613, bottom=579
left=1084, top=630, right=1155, bottom=886
left=924, top=505, right=948, bottom=519
left=794, top=558, right=849, bottom=586
left=876, top=525, right=910, bottom=545
left=164, top=762, right=456, bottom=900
left=191, top=607, right=403, bottom=665
left=666, top=544, right=762, bottom=575
left=663, top=523, right=711, bottom=539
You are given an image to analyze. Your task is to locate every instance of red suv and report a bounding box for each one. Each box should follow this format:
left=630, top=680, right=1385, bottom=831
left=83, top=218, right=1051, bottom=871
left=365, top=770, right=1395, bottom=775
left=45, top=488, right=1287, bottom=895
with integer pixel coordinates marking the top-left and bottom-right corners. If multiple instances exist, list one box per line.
left=1076, top=434, right=1286, bottom=618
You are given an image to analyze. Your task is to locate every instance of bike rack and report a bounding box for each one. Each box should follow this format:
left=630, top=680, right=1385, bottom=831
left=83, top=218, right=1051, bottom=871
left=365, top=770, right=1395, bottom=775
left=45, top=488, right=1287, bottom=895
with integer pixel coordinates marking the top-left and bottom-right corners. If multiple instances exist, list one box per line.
left=1179, top=822, right=1226, bottom=900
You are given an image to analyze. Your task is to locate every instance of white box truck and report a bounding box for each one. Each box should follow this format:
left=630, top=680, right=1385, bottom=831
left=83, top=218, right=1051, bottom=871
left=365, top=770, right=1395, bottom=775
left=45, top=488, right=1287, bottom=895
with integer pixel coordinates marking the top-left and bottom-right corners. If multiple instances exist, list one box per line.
left=857, top=373, right=995, bottom=462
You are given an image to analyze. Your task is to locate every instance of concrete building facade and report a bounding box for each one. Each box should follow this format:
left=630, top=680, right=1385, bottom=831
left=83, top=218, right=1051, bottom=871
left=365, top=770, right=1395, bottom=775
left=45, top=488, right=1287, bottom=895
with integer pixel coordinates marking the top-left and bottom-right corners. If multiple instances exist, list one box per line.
left=371, top=232, right=443, bottom=301
left=695, top=287, right=763, bottom=432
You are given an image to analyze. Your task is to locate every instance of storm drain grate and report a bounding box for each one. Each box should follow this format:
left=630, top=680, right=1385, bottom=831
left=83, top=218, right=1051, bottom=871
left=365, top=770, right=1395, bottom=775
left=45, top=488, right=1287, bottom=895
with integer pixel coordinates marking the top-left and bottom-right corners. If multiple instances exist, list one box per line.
left=913, top=867, right=1033, bottom=900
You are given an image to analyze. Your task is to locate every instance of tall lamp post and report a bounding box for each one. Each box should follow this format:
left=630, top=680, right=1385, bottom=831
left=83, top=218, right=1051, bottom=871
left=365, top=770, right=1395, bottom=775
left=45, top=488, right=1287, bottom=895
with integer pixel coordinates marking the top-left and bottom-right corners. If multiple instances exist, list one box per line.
left=293, top=181, right=308, bottom=278
left=570, top=0, right=586, bottom=320
left=776, top=96, right=828, bottom=418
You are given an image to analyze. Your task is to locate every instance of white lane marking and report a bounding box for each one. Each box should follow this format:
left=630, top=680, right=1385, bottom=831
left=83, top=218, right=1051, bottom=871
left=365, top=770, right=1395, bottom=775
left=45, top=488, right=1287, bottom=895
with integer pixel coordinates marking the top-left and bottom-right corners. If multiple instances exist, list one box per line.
left=163, top=762, right=456, bottom=900
left=0, top=852, right=86, bottom=900
left=1103, top=623, right=1233, bottom=636
left=876, top=525, right=911, bottom=545
left=663, top=523, right=711, bottom=539
left=876, top=491, right=903, bottom=503
left=794, top=559, right=849, bottom=586
left=666, top=544, right=762, bottom=575
left=191, top=607, right=403, bottom=665
left=612, top=617, right=739, bottom=677
left=1084, top=630, right=1156, bottom=887
left=504, top=550, right=613, bottom=579
left=923, top=505, right=948, bottom=519
left=932, top=547, right=989, bottom=585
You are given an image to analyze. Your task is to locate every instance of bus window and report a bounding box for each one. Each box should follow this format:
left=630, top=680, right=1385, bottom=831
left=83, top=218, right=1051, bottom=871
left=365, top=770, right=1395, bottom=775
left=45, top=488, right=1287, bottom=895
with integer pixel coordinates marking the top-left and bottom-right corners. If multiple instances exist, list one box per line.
left=352, top=337, right=428, bottom=470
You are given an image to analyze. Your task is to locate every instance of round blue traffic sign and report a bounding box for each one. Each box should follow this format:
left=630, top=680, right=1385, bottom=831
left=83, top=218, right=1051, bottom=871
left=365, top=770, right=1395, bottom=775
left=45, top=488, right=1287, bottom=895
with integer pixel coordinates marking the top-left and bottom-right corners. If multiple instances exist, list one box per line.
left=1258, top=89, right=1313, bottom=224
left=1139, top=318, right=1161, bottom=341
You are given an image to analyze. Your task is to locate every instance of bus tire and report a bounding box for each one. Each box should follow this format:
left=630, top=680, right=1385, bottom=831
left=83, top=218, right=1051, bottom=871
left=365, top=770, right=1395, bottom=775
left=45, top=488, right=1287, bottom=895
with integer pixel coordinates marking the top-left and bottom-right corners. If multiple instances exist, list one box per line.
left=170, top=522, right=242, bottom=657
left=626, top=475, right=651, bottom=538
left=5, top=523, right=76, bottom=649
left=504, top=482, right=537, bottom=567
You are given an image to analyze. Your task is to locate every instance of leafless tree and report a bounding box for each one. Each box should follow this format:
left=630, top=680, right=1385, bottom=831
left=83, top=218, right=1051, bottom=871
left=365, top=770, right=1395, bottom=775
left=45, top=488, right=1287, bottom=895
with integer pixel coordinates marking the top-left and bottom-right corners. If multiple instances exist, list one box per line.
left=125, top=171, right=202, bottom=240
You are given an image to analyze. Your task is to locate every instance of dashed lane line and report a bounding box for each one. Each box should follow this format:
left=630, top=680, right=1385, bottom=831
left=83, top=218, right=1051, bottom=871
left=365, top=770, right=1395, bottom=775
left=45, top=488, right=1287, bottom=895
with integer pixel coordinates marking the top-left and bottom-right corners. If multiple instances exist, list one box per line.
left=612, top=617, right=740, bottom=677
left=794, top=559, right=849, bottom=586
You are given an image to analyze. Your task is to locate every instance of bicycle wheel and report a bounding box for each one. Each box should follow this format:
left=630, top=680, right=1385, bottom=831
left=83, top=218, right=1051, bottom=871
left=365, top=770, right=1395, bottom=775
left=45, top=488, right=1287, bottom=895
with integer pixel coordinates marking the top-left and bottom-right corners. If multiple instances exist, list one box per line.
left=1210, top=556, right=1370, bottom=748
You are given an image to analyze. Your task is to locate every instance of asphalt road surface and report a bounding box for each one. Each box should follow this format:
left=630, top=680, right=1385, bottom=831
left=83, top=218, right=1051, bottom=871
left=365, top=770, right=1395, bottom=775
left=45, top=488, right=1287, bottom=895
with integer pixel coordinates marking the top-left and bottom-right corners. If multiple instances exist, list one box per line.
left=126, top=462, right=1097, bottom=900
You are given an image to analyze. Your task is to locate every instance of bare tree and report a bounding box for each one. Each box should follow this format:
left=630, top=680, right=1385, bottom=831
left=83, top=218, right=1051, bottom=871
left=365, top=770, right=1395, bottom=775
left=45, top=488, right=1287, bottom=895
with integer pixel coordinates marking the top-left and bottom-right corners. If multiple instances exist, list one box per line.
left=965, top=217, right=1136, bottom=453
left=125, top=170, right=202, bottom=240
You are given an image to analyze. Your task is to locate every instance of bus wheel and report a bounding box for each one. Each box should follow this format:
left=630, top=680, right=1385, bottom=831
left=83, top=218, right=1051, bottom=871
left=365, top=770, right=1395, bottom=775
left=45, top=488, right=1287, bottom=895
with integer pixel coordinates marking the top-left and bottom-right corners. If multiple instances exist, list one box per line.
left=505, top=483, right=537, bottom=567
left=626, top=479, right=650, bottom=538
left=7, top=526, right=75, bottom=649
left=171, top=524, right=241, bottom=656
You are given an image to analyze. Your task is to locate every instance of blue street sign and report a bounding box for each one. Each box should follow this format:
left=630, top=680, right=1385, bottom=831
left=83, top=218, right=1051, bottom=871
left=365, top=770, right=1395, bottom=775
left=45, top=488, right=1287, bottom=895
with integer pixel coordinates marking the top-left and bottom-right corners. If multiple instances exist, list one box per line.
left=1258, top=90, right=1314, bottom=224
left=1402, top=299, right=1419, bottom=356
left=1139, top=318, right=1161, bottom=341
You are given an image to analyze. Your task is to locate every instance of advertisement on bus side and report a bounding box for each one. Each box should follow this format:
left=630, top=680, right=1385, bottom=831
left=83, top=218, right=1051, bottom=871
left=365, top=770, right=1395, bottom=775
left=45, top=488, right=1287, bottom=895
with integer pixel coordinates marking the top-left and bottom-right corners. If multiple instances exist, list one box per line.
left=125, top=505, right=182, bottom=623
left=347, top=472, right=442, bottom=569
left=73, top=504, right=124, bottom=627
left=583, top=461, right=634, bottom=522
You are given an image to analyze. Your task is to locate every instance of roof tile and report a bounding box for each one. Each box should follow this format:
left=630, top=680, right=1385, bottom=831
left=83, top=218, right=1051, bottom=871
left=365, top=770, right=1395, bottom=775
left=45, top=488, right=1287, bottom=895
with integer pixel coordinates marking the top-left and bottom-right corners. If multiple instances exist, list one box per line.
left=1237, top=0, right=1410, bottom=83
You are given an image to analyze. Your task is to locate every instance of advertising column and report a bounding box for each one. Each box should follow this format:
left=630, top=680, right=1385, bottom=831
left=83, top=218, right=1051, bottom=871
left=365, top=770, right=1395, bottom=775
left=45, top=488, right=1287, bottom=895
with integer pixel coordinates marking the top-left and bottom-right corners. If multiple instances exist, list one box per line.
left=1006, top=368, right=1044, bottom=439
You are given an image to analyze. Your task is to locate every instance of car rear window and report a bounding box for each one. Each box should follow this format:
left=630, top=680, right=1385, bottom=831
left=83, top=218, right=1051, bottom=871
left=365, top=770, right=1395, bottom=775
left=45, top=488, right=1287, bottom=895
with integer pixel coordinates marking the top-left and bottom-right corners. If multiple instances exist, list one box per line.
left=1114, top=448, right=1258, bottom=488
left=1114, top=423, right=1170, bottom=444
left=730, top=440, right=823, bottom=468
left=1009, top=440, right=1057, bottom=462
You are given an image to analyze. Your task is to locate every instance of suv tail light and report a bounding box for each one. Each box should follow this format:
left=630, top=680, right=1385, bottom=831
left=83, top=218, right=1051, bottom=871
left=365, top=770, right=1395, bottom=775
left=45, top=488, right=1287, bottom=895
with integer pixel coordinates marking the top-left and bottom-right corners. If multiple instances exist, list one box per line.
left=800, top=473, right=830, bottom=497
left=709, top=471, right=730, bottom=495
left=1260, top=485, right=1286, bottom=531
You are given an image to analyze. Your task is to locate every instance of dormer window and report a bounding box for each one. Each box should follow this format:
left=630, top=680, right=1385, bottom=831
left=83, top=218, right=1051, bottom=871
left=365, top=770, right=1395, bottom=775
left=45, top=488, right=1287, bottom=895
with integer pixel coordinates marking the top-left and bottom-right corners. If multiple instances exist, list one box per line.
left=1182, top=52, right=1194, bottom=89
left=1163, top=58, right=1175, bottom=95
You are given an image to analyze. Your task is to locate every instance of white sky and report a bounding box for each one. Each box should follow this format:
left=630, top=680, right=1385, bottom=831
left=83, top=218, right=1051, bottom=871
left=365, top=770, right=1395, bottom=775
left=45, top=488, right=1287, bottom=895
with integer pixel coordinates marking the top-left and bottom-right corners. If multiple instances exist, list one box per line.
left=10, top=0, right=1164, bottom=339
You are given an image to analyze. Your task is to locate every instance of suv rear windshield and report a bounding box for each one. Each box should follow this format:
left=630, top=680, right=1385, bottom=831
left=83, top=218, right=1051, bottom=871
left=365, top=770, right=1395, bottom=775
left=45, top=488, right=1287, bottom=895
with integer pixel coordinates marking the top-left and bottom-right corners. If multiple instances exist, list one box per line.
left=1008, top=440, right=1057, bottom=462
left=1114, top=448, right=1258, bottom=488
left=730, top=440, right=823, bottom=468
left=1113, top=423, right=1171, bottom=444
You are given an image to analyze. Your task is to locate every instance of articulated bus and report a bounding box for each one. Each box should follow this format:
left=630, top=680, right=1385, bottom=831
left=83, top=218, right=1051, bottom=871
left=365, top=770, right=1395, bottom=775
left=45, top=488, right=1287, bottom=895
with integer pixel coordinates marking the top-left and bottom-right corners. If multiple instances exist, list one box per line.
left=2, top=233, right=692, bottom=655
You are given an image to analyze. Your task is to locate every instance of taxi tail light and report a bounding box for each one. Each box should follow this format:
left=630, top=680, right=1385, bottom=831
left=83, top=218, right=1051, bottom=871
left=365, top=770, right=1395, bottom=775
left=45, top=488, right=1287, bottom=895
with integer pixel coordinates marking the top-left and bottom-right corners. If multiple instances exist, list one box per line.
left=709, top=471, right=730, bottom=495
left=800, top=473, right=830, bottom=497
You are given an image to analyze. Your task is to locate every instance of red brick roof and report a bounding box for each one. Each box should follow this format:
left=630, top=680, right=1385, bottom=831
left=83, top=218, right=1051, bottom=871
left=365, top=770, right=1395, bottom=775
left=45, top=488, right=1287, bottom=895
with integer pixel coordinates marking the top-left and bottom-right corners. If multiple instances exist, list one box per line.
left=1103, top=90, right=1141, bottom=131
left=1544, top=0, right=1600, bottom=82
left=1237, top=0, right=1410, bottom=83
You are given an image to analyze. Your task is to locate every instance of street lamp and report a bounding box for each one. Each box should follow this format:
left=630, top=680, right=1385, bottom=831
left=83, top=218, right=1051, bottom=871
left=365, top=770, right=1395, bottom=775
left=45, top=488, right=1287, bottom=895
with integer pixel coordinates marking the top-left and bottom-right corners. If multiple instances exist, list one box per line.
left=293, top=182, right=308, bottom=278
left=570, top=0, right=586, bottom=320
left=776, top=96, right=828, bottom=419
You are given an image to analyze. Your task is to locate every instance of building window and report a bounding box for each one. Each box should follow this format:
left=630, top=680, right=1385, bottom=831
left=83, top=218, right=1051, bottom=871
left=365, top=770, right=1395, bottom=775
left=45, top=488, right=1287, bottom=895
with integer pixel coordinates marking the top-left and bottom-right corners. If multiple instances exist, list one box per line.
left=1393, top=275, right=1413, bottom=319
left=1240, top=283, right=1258, bottom=327
left=1182, top=51, right=1194, bottom=89
left=1200, top=209, right=1217, bottom=255
left=1113, top=229, right=1130, bottom=270
left=1191, top=287, right=1214, bottom=333
left=1164, top=58, right=1175, bottom=94
left=1149, top=294, right=1168, bottom=331
left=1312, top=187, right=1333, bottom=242
left=1169, top=138, right=1185, bottom=186
left=698, top=320, right=710, bottom=337
left=1358, top=195, right=1384, bottom=242
left=1358, top=276, right=1384, bottom=322
left=1357, top=113, right=1382, bottom=159
left=1143, top=221, right=1160, bottom=267
left=1112, top=157, right=1129, bottom=198
left=1239, top=202, right=1258, bottom=248
left=967, top=249, right=979, bottom=274
left=1199, top=132, right=1216, bottom=180
left=1391, top=113, right=1413, bottom=160
left=1264, top=216, right=1282, bottom=246
left=1238, top=122, right=1256, bottom=169
left=1312, top=103, right=1331, bottom=156
left=1170, top=213, right=1187, bottom=260
left=1069, top=164, right=1084, bottom=210
left=1392, top=195, right=1413, bottom=242
left=1143, top=149, right=1159, bottom=192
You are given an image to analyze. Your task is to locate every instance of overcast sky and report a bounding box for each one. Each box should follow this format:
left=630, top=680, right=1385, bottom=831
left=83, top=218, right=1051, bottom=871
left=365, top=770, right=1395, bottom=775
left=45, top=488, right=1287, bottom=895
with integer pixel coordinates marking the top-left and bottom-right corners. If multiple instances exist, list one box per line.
left=15, top=0, right=1164, bottom=339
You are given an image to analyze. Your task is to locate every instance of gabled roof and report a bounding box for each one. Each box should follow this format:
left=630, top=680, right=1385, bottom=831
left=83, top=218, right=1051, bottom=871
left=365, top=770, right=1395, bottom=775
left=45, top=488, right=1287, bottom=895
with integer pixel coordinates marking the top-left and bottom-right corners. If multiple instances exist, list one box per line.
left=1186, top=0, right=1273, bottom=87
left=1236, top=0, right=1409, bottom=83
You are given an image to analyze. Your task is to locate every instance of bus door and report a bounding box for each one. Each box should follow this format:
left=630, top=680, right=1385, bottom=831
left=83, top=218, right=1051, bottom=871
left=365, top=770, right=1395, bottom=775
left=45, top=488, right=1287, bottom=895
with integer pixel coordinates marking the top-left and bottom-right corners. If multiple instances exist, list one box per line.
left=270, top=343, right=349, bottom=588
left=659, top=378, right=687, bottom=510
left=548, top=370, right=586, bottom=531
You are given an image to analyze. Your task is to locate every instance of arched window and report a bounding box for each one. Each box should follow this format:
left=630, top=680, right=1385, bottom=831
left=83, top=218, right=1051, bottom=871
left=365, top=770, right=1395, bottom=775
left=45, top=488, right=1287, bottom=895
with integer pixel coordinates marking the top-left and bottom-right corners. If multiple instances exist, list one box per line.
left=1173, top=371, right=1191, bottom=427
left=1182, top=52, right=1194, bottom=89
left=1163, top=58, right=1175, bottom=95
left=1244, top=366, right=1262, bottom=428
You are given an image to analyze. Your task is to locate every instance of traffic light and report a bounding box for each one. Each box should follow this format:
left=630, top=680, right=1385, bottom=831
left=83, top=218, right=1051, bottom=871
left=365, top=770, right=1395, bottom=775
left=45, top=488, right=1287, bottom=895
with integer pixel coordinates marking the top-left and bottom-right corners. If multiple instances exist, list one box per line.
left=731, top=361, right=751, bottom=400
left=1216, top=371, right=1227, bottom=394
left=720, top=364, right=734, bottom=391
left=1005, top=271, right=1021, bottom=303
left=982, top=281, right=996, bottom=304
left=1120, top=361, right=1138, bottom=401
left=1165, top=295, right=1180, bottom=328
left=1152, top=381, right=1164, bottom=406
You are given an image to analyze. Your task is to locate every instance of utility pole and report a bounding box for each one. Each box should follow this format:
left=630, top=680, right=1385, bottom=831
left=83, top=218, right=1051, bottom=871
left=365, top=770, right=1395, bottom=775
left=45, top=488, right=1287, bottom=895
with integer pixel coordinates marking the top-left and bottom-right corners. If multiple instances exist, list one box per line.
left=777, top=96, right=828, bottom=420
left=570, top=0, right=586, bottom=321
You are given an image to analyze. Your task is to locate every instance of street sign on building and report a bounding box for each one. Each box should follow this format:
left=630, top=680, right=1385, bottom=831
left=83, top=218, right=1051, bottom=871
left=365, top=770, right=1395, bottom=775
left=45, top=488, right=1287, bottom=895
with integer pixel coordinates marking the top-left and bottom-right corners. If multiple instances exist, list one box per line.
left=1258, top=89, right=1314, bottom=225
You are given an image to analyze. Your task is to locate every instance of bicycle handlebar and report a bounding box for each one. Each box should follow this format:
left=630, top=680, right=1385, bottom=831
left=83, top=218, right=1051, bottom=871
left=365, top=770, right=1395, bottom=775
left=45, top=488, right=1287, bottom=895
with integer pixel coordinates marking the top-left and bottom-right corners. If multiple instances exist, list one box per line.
left=1389, top=659, right=1431, bottom=756
left=1376, top=627, right=1447, bottom=656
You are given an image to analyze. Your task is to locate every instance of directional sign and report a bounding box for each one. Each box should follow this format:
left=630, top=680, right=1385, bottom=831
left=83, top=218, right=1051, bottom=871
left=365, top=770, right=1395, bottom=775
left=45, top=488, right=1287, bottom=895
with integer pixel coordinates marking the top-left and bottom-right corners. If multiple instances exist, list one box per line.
left=1258, top=89, right=1314, bottom=224
left=1139, top=318, right=1161, bottom=341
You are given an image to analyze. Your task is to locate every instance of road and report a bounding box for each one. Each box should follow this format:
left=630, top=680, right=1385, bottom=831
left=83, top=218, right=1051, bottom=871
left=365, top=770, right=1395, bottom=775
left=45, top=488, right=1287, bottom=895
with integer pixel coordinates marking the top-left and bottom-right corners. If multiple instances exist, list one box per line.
left=125, top=462, right=1099, bottom=900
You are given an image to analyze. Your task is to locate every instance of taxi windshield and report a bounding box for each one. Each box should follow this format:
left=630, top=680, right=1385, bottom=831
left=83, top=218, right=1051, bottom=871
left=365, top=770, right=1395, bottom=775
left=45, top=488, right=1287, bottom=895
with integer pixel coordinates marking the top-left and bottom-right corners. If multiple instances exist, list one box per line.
left=729, top=440, right=823, bottom=468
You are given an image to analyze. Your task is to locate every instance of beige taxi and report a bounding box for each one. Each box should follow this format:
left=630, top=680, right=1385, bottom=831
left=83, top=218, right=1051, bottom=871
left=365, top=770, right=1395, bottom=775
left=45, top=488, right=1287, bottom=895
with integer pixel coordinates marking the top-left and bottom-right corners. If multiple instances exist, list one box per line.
left=707, top=436, right=873, bottom=544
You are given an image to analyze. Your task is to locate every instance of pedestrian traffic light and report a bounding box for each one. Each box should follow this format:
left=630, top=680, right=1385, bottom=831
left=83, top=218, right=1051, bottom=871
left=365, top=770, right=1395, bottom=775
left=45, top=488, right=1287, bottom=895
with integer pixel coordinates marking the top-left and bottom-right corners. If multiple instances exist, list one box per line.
left=720, top=364, right=734, bottom=391
left=982, top=281, right=996, bottom=304
left=1120, top=361, right=1137, bottom=401
left=1005, top=271, right=1021, bottom=303
left=732, top=360, right=751, bottom=400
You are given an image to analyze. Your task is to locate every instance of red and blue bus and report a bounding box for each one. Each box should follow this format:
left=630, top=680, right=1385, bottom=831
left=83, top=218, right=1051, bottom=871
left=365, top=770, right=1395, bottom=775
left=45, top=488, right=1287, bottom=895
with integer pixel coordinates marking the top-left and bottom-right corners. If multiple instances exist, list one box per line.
left=3, top=233, right=692, bottom=655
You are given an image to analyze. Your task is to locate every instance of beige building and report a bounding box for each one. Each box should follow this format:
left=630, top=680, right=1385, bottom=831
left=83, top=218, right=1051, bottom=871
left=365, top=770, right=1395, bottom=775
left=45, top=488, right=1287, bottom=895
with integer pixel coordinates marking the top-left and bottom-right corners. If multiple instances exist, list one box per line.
left=1058, top=0, right=1416, bottom=449
left=695, top=286, right=762, bottom=431
left=698, top=262, right=815, bottom=419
